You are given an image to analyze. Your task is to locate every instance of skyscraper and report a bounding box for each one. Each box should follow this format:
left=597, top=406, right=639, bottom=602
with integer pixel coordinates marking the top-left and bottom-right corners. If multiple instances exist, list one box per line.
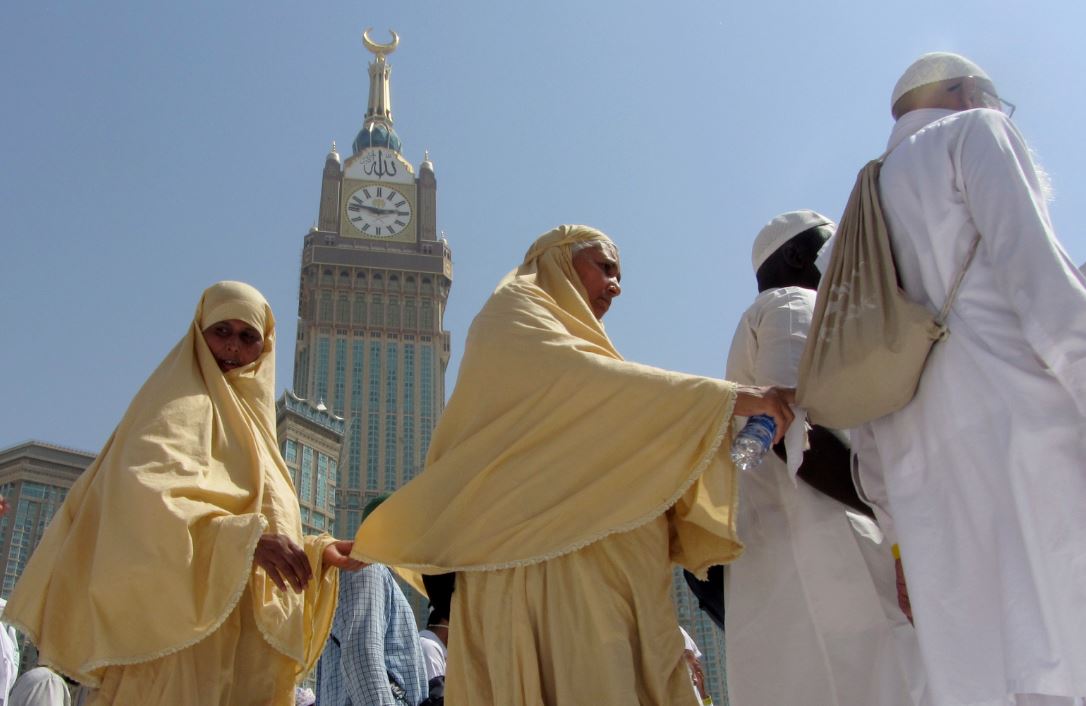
left=0, top=441, right=94, bottom=601
left=291, top=29, right=452, bottom=540
left=0, top=441, right=95, bottom=670
left=275, top=391, right=344, bottom=536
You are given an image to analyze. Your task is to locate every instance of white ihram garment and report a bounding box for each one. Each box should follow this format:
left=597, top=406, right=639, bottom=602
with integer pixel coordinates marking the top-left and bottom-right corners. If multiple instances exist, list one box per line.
left=418, top=629, right=447, bottom=682
left=860, top=107, right=1086, bottom=706
left=724, top=287, right=921, bottom=706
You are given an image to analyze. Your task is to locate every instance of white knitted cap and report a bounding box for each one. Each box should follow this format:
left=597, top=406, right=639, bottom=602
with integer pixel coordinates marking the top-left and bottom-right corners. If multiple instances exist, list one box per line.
left=891, top=52, right=991, bottom=110
left=752, top=210, right=835, bottom=273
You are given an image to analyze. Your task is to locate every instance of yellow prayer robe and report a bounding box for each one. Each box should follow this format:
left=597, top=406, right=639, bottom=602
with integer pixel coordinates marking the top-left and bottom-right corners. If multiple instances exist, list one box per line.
left=4, top=282, right=338, bottom=706
left=352, top=226, right=744, bottom=706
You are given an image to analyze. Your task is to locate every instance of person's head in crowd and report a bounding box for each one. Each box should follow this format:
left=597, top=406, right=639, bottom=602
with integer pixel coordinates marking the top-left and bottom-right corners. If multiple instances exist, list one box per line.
left=890, top=52, right=1010, bottom=120
left=753, top=210, right=835, bottom=292
left=362, top=493, right=392, bottom=521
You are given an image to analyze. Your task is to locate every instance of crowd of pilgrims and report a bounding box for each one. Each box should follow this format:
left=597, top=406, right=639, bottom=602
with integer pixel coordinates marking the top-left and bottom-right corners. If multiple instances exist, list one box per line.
left=1, top=50, right=1085, bottom=706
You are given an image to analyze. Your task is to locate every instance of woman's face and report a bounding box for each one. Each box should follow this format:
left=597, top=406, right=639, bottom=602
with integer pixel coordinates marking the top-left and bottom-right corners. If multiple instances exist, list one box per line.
left=572, top=242, right=622, bottom=319
left=202, top=319, right=265, bottom=372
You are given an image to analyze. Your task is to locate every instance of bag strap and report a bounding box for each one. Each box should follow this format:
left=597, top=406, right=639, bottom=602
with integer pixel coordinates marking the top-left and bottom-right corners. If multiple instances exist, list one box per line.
left=936, top=232, right=982, bottom=326
left=875, top=149, right=981, bottom=328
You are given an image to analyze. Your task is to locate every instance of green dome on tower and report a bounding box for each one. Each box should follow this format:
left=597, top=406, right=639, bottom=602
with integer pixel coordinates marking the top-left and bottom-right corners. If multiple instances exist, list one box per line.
left=353, top=123, right=402, bottom=154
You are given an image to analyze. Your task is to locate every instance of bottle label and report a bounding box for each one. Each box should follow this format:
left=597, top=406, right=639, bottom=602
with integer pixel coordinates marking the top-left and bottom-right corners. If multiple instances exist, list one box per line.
left=742, top=414, right=776, bottom=447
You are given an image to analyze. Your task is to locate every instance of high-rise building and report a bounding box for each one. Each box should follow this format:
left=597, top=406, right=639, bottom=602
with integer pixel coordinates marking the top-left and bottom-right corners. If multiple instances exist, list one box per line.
left=291, top=29, right=452, bottom=541
left=672, top=569, right=729, bottom=704
left=0, top=441, right=94, bottom=601
left=275, top=391, right=344, bottom=536
left=0, top=441, right=95, bottom=670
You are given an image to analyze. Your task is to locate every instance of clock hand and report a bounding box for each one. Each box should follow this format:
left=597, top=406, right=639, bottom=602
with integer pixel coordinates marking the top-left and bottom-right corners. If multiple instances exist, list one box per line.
left=362, top=205, right=410, bottom=217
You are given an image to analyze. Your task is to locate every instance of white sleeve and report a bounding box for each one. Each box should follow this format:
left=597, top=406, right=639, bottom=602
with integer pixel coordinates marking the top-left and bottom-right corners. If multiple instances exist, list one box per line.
left=849, top=424, right=898, bottom=547
left=750, top=290, right=815, bottom=388
left=959, top=111, right=1086, bottom=415
left=419, top=636, right=446, bottom=681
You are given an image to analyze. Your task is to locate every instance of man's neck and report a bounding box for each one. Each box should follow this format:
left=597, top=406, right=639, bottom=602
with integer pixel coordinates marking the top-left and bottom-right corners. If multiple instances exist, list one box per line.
left=427, top=623, right=449, bottom=647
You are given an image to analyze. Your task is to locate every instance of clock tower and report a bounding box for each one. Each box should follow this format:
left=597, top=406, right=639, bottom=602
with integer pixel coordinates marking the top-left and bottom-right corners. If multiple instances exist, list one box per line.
left=293, top=29, right=452, bottom=538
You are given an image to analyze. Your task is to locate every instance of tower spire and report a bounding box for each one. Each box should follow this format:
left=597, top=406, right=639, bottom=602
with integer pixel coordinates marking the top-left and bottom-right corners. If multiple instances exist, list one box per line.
left=352, top=28, right=403, bottom=155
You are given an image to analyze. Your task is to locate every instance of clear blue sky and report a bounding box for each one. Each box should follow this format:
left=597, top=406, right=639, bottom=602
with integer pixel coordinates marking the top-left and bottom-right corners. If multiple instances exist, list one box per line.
left=3, top=0, right=1084, bottom=452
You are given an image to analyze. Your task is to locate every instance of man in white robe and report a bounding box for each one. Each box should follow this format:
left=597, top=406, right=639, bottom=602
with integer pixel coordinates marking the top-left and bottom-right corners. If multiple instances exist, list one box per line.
left=857, top=51, right=1086, bottom=706
left=724, top=211, right=923, bottom=706
left=0, top=599, right=18, bottom=706
left=7, top=667, right=70, bottom=706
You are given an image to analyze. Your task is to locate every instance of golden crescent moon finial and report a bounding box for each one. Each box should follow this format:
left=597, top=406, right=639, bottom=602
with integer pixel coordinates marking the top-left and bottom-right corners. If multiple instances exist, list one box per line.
left=362, top=27, right=399, bottom=57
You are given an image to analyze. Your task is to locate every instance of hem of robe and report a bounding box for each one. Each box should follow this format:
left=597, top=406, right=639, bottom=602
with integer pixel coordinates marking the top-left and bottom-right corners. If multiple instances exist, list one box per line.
left=352, top=389, right=737, bottom=577
left=11, top=515, right=267, bottom=688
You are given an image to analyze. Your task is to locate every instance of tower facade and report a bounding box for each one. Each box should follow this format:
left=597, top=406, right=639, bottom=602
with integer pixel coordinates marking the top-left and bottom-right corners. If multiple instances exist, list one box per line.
left=292, top=30, right=452, bottom=539
left=275, top=391, right=344, bottom=536
left=0, top=441, right=95, bottom=670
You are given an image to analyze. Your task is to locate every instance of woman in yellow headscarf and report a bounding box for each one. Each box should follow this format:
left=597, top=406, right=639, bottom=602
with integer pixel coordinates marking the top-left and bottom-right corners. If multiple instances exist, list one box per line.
left=4, top=281, right=362, bottom=706
left=352, top=226, right=794, bottom=705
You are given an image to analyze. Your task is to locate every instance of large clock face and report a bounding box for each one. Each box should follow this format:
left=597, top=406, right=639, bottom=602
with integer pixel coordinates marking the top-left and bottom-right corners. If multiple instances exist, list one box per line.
left=344, top=184, right=413, bottom=238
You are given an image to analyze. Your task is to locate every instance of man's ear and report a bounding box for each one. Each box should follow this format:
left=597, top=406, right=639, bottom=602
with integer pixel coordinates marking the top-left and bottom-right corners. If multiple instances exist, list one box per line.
left=781, top=239, right=806, bottom=269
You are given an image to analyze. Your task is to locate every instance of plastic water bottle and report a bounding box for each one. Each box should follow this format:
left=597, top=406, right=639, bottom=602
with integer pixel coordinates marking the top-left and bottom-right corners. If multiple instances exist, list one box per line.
left=730, top=414, right=776, bottom=471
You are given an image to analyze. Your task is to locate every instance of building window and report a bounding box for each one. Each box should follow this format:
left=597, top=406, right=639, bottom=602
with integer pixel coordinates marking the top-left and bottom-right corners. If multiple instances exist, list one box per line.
left=387, top=297, right=400, bottom=328
left=294, top=348, right=309, bottom=399
left=316, top=337, right=330, bottom=404
left=403, top=344, right=415, bottom=414
left=405, top=299, right=417, bottom=329
left=336, top=295, right=350, bottom=325
left=328, top=459, right=338, bottom=511
left=349, top=418, right=363, bottom=491
left=319, top=292, right=333, bottom=322
left=385, top=343, right=398, bottom=412
left=371, top=294, right=384, bottom=327
left=421, top=345, right=434, bottom=459
left=316, top=454, right=329, bottom=510
left=284, top=439, right=298, bottom=463
left=403, top=415, right=415, bottom=482
left=385, top=413, right=397, bottom=482
left=300, top=447, right=313, bottom=502
left=353, top=294, right=366, bottom=326
left=421, top=303, right=434, bottom=329
left=334, top=339, right=347, bottom=416
left=366, top=341, right=382, bottom=491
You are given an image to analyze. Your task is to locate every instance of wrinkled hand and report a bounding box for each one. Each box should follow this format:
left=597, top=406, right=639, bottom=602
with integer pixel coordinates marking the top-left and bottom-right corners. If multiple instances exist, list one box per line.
left=733, top=386, right=796, bottom=444
left=254, top=533, right=313, bottom=593
left=322, top=540, right=366, bottom=573
left=895, top=556, right=913, bottom=624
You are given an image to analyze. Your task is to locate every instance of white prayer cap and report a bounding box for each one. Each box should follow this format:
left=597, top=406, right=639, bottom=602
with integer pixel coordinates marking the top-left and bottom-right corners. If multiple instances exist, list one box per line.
left=752, top=210, right=835, bottom=273
left=891, top=52, right=991, bottom=110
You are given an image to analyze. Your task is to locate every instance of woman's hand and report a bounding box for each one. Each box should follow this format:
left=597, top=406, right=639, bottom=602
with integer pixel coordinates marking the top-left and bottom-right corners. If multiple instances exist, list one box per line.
left=322, top=540, right=367, bottom=573
left=733, top=385, right=796, bottom=444
left=254, top=533, right=313, bottom=593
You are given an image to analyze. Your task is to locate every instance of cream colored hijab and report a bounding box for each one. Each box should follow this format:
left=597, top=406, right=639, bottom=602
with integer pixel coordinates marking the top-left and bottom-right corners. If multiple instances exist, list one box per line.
left=4, top=281, right=335, bottom=685
left=352, top=225, right=743, bottom=576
